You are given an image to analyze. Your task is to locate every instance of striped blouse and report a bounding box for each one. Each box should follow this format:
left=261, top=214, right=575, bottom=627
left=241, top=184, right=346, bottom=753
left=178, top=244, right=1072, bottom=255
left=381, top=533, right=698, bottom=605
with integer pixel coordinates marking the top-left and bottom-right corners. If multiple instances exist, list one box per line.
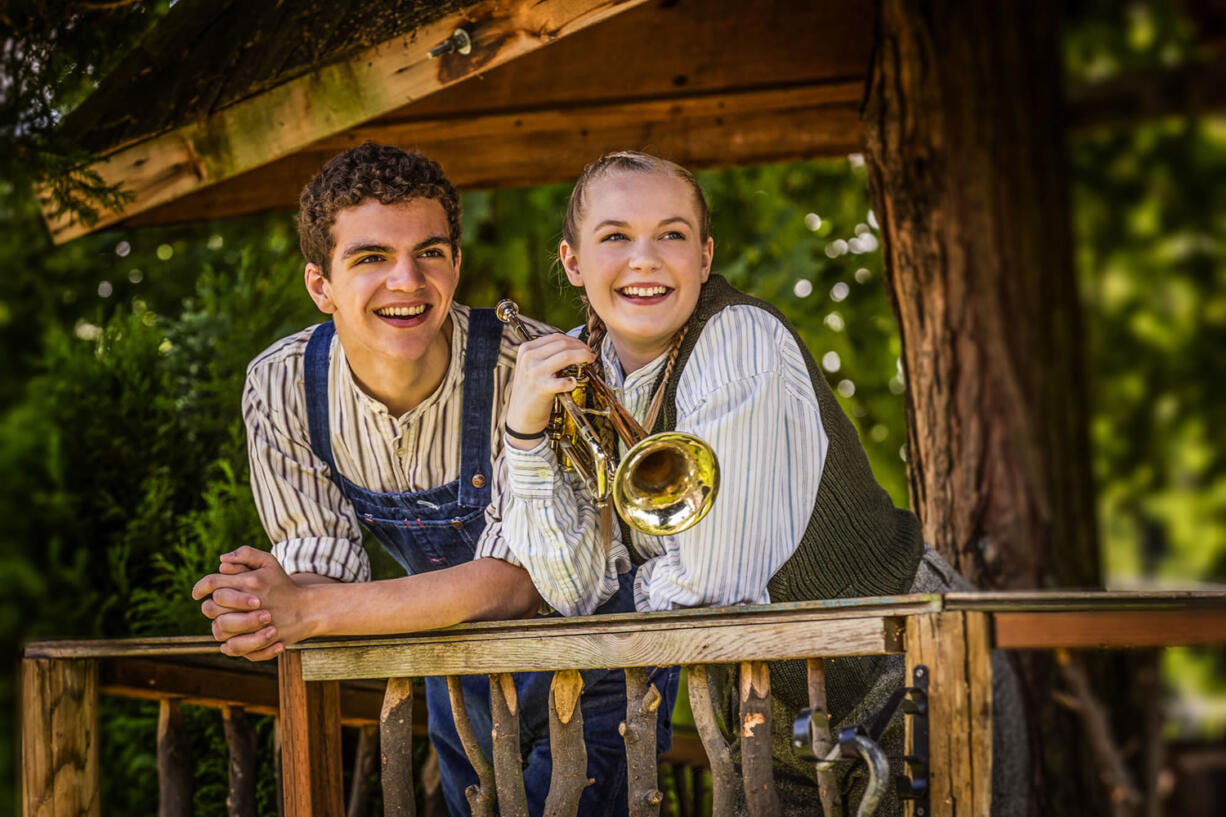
left=475, top=305, right=828, bottom=614
left=244, top=303, right=548, bottom=582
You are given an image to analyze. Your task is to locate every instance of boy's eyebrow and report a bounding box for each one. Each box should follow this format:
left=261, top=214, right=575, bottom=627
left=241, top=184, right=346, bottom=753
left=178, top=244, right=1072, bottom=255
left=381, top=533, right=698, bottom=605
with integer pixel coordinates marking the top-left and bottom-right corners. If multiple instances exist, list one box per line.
left=340, top=243, right=392, bottom=259
left=413, top=235, right=451, bottom=252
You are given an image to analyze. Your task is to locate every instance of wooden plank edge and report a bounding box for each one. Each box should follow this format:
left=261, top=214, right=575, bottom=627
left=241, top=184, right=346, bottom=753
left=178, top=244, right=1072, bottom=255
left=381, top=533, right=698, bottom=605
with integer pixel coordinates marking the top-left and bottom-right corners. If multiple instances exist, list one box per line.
left=948, top=590, right=1226, bottom=612
left=39, top=0, right=653, bottom=244
left=993, top=609, right=1226, bottom=650
left=299, top=615, right=906, bottom=681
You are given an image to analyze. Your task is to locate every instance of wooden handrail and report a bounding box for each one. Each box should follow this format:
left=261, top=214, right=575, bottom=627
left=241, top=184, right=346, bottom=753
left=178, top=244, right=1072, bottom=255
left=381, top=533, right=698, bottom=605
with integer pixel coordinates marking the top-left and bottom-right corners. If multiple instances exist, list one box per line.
left=22, top=591, right=1226, bottom=817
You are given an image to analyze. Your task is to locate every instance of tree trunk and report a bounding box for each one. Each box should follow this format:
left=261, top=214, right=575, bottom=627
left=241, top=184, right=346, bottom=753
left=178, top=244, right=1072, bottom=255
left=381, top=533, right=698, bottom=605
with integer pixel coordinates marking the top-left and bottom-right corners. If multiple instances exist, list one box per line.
left=862, top=1, right=1111, bottom=813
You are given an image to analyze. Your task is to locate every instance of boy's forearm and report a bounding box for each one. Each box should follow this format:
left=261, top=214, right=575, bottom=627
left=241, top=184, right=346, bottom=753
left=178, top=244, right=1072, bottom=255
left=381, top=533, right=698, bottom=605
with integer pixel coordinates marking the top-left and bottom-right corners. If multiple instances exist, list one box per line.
left=301, top=558, right=541, bottom=638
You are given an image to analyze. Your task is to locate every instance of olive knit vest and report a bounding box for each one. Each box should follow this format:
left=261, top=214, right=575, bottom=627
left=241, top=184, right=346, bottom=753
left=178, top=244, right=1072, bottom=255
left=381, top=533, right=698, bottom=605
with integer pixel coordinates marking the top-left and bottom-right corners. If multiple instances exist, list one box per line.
left=650, top=275, right=925, bottom=719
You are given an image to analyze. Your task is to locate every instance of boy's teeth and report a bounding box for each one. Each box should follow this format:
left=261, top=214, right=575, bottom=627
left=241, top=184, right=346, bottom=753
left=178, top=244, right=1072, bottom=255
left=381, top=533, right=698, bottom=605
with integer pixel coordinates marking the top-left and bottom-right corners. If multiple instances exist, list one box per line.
left=376, top=305, right=427, bottom=317
left=621, top=286, right=668, bottom=297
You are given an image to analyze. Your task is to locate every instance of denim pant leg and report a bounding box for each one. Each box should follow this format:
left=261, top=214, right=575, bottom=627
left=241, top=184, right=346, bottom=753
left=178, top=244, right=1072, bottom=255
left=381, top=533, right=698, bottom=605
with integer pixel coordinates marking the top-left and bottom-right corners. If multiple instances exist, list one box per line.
left=425, top=674, right=494, bottom=817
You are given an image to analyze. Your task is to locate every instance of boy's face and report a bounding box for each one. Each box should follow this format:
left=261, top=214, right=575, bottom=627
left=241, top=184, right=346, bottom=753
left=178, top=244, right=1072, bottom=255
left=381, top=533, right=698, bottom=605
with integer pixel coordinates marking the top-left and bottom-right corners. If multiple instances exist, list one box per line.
left=305, top=198, right=460, bottom=378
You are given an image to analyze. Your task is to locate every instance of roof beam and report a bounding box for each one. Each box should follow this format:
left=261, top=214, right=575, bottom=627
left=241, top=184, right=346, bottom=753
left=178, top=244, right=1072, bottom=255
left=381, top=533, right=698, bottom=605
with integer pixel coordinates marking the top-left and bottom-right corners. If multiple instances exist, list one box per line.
left=39, top=0, right=650, bottom=244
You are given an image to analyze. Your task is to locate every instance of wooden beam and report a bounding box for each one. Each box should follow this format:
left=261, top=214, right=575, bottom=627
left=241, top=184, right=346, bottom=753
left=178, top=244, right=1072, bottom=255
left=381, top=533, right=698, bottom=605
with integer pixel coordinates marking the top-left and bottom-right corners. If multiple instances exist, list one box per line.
left=97, top=656, right=393, bottom=726
left=993, top=609, right=1226, bottom=650
left=278, top=651, right=345, bottom=817
left=39, top=0, right=652, bottom=243
left=298, top=615, right=907, bottom=681
left=22, top=658, right=100, bottom=817
left=905, top=612, right=993, bottom=817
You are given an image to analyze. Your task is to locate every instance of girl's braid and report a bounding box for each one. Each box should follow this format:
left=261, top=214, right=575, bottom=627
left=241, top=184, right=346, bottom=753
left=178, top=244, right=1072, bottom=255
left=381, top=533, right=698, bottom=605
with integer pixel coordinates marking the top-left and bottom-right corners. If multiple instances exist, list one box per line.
left=643, top=324, right=688, bottom=431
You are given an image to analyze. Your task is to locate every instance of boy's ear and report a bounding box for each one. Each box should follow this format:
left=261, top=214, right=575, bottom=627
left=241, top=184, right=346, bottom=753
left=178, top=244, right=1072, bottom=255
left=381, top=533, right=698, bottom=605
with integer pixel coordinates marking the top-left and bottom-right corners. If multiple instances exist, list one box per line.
left=700, top=235, right=714, bottom=283
left=559, top=241, right=583, bottom=287
left=304, top=263, right=336, bottom=314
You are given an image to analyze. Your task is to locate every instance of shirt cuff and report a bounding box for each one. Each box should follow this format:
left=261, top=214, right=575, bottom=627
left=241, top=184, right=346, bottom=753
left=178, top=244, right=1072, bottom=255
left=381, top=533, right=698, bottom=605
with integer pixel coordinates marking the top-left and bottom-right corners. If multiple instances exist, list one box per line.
left=504, top=437, right=562, bottom=498
left=474, top=535, right=524, bottom=568
left=272, top=538, right=370, bottom=583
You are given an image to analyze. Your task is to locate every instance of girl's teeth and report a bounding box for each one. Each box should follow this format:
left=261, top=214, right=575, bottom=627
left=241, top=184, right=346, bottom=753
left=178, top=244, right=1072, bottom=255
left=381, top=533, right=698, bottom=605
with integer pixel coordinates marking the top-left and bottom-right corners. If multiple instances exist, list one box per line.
left=377, top=305, right=427, bottom=317
left=621, top=286, right=668, bottom=297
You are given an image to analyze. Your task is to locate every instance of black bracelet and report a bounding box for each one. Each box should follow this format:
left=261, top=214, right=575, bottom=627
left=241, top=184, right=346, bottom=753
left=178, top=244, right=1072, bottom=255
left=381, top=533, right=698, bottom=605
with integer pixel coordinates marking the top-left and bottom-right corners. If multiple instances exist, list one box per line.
left=504, top=423, right=547, bottom=442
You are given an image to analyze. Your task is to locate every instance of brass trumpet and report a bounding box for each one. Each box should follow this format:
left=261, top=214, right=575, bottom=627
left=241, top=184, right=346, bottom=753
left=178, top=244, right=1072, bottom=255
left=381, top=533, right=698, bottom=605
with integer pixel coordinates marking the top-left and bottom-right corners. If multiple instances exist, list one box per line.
left=495, top=299, right=720, bottom=536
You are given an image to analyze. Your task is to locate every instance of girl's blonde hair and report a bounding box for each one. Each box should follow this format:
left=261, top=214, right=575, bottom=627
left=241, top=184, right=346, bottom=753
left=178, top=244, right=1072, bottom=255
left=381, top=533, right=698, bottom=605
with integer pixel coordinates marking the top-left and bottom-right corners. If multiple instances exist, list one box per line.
left=565, top=151, right=708, bottom=422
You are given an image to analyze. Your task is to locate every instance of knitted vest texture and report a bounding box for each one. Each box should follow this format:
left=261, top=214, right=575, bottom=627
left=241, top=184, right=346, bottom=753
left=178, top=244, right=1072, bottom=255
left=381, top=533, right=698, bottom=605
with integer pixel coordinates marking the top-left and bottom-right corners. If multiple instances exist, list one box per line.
left=650, top=275, right=925, bottom=720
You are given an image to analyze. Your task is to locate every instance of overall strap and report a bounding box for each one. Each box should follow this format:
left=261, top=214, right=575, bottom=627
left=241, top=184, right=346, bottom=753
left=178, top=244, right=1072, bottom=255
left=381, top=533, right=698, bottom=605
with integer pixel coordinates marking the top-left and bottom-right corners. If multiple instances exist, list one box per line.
left=458, top=309, right=504, bottom=507
left=303, top=321, right=340, bottom=483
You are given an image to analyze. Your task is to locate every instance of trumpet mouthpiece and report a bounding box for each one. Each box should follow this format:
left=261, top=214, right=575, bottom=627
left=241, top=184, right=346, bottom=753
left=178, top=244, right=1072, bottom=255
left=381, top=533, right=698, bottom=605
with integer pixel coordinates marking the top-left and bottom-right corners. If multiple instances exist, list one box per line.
left=495, top=299, right=519, bottom=323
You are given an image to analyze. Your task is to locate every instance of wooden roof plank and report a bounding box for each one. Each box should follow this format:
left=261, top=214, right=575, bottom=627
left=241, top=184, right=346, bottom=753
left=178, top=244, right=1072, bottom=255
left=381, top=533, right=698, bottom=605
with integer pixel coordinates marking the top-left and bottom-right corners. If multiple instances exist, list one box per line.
left=40, top=0, right=651, bottom=244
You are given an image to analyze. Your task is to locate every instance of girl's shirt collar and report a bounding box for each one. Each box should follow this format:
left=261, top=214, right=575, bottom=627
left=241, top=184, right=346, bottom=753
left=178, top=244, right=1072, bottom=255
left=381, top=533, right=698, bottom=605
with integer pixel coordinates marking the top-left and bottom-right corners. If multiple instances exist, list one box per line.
left=598, top=333, right=668, bottom=394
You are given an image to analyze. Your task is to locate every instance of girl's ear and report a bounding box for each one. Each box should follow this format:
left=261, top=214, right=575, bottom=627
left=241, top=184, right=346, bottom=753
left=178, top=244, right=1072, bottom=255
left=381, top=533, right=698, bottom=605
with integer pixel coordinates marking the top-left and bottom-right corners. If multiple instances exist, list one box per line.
left=304, top=263, right=337, bottom=314
left=559, top=240, right=583, bottom=287
left=700, top=235, right=714, bottom=282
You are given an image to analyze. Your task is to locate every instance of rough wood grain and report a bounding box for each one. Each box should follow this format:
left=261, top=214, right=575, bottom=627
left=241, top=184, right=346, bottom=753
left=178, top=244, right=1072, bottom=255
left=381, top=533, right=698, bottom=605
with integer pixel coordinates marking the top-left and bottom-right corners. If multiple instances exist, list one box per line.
left=490, top=674, right=529, bottom=817
left=299, top=616, right=905, bottom=681
left=22, top=658, right=99, bottom=817
left=445, top=676, right=496, bottom=817
left=157, top=699, right=193, bottom=817
left=347, top=725, right=378, bottom=817
left=905, top=613, right=992, bottom=817
left=686, top=665, right=737, bottom=817
left=278, top=651, right=344, bottom=817
left=40, top=0, right=652, bottom=242
left=739, top=662, right=778, bottom=817
left=545, top=670, right=591, bottom=817
left=621, top=668, right=663, bottom=817
left=222, top=706, right=258, bottom=817
left=380, top=678, right=416, bottom=817
left=806, top=658, right=842, bottom=817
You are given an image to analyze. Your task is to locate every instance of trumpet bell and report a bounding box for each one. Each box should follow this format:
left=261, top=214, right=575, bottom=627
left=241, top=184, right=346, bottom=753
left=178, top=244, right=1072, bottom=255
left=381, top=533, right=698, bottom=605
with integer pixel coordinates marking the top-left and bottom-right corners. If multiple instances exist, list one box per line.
left=613, top=432, right=720, bottom=536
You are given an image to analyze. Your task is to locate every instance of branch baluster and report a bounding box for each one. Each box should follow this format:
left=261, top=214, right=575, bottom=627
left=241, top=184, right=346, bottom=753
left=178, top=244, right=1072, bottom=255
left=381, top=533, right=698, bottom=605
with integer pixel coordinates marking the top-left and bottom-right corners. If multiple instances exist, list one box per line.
left=490, top=673, right=530, bottom=817
left=740, top=661, right=779, bottom=817
left=621, top=667, right=664, bottom=816
left=687, top=664, right=737, bottom=816
left=380, top=677, right=416, bottom=817
left=806, top=658, right=842, bottom=816
left=446, top=676, right=496, bottom=817
left=544, top=669, right=592, bottom=816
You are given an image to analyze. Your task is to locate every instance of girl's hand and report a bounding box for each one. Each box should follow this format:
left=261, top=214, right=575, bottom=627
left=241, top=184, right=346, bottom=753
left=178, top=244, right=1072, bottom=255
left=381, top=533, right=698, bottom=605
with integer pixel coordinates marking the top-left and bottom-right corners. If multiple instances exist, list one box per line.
left=505, top=334, right=595, bottom=450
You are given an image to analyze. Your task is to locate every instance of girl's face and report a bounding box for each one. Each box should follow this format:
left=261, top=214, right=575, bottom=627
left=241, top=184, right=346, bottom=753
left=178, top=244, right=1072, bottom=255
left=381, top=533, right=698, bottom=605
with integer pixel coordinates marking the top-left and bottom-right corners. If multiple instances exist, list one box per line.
left=560, top=171, right=714, bottom=372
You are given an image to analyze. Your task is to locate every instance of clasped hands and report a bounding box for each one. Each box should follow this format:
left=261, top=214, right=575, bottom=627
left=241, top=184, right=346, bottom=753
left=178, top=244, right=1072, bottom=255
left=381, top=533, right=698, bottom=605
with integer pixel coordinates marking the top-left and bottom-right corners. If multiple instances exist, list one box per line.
left=192, top=546, right=316, bottom=661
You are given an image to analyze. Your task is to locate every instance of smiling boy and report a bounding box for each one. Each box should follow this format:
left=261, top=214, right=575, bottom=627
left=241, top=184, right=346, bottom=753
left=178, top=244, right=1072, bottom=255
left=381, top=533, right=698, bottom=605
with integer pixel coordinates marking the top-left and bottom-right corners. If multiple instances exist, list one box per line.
left=191, top=143, right=671, bottom=817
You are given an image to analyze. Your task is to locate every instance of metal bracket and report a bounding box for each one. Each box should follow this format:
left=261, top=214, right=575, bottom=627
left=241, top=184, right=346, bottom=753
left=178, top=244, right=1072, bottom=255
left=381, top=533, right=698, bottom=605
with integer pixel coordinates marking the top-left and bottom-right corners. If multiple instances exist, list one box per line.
left=897, top=665, right=930, bottom=817
left=789, top=664, right=930, bottom=817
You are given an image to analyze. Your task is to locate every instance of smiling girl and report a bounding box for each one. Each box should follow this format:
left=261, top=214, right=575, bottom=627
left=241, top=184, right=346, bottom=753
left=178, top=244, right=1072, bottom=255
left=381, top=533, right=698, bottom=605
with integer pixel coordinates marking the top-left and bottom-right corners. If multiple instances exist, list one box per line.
left=475, top=151, right=1026, bottom=815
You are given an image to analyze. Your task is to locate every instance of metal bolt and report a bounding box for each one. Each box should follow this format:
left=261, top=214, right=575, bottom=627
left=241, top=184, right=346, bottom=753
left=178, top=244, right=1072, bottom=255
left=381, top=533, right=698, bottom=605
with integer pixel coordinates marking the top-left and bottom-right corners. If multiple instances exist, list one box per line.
left=429, top=28, right=472, bottom=58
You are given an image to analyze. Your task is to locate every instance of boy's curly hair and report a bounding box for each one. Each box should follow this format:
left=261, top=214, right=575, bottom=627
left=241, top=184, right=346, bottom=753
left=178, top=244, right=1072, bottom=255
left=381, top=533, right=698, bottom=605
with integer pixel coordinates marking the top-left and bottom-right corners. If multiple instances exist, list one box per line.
left=298, top=142, right=462, bottom=275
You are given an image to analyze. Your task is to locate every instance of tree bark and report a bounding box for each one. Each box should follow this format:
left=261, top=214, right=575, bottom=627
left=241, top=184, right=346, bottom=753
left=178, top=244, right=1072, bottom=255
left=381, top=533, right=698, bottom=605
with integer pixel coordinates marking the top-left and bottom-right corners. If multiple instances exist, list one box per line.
left=862, top=1, right=1111, bottom=813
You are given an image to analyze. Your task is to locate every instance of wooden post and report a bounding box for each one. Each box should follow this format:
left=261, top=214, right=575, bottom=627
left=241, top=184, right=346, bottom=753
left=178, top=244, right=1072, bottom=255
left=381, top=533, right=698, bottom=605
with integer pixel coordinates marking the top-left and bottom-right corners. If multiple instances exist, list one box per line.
left=805, top=658, right=842, bottom=817
left=22, top=657, right=99, bottom=817
left=278, top=651, right=344, bottom=817
left=621, top=667, right=663, bottom=817
left=906, top=612, right=993, bottom=817
left=347, top=725, right=378, bottom=817
left=489, top=673, right=529, bottom=817
left=222, top=706, right=258, bottom=817
left=380, top=678, right=416, bottom=817
left=157, top=699, right=193, bottom=817
left=686, top=665, right=736, bottom=817
left=738, top=662, right=778, bottom=817
left=445, top=676, right=496, bottom=817
left=545, top=670, right=590, bottom=817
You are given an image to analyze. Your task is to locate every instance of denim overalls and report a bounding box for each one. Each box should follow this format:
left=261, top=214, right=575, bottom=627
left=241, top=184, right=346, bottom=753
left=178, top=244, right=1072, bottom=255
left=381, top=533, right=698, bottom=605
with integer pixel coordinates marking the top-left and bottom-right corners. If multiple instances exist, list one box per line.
left=303, top=314, right=678, bottom=817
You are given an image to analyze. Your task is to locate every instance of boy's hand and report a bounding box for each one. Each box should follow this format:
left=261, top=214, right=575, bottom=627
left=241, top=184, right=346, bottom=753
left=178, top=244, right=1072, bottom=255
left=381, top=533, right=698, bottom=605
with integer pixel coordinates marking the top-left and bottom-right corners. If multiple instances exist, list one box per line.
left=192, top=547, right=315, bottom=661
left=506, top=334, right=594, bottom=450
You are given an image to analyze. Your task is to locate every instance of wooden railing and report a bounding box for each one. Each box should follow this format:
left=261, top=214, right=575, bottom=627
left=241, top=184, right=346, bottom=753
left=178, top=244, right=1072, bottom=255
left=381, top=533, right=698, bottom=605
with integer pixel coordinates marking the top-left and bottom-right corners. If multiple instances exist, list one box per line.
left=22, top=591, right=1226, bottom=817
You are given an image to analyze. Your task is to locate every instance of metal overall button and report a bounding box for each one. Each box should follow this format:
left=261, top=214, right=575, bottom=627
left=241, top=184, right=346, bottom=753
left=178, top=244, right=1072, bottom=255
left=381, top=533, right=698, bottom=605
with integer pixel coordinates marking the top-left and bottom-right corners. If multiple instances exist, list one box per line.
left=450, top=518, right=464, bottom=530
left=470, top=473, right=486, bottom=488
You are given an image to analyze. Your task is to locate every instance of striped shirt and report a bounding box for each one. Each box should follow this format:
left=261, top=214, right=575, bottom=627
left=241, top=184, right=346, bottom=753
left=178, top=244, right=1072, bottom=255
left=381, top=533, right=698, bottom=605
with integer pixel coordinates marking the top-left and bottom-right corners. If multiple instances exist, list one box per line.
left=476, top=305, right=828, bottom=614
left=244, top=303, right=549, bottom=582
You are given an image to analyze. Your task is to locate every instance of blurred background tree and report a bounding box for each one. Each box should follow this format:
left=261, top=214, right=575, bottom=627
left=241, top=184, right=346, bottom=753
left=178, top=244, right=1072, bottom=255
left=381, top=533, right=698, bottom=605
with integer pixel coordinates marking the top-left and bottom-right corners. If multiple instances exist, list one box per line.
left=1, top=0, right=1223, bottom=812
